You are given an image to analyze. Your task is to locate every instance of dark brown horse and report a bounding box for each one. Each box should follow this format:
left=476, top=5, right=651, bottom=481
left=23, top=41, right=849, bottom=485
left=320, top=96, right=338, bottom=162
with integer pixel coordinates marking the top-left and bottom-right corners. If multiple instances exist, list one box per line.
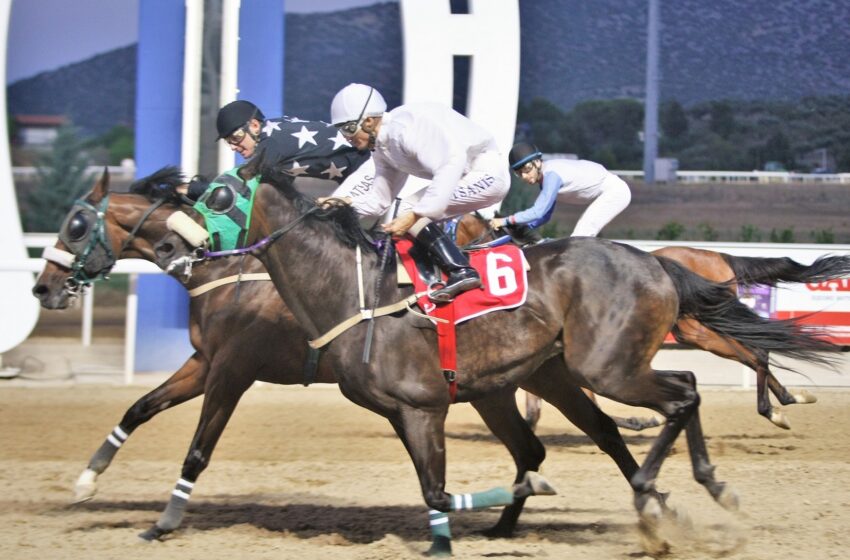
left=455, top=212, right=850, bottom=430
left=152, top=168, right=844, bottom=554
left=33, top=169, right=645, bottom=549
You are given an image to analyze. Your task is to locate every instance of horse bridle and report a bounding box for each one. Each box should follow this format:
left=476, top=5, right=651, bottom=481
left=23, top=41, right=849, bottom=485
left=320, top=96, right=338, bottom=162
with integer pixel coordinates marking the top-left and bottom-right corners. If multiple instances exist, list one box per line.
left=49, top=195, right=168, bottom=296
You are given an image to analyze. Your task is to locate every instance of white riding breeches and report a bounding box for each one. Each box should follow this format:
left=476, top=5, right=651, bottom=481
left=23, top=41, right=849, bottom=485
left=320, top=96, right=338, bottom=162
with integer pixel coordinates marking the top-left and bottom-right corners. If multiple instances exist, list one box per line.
left=571, top=175, right=631, bottom=237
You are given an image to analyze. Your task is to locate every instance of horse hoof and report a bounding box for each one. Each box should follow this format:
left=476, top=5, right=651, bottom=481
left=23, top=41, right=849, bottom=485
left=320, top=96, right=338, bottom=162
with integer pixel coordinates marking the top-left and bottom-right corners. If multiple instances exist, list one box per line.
left=637, top=498, right=669, bottom=556
left=794, top=390, right=817, bottom=404
left=716, top=485, right=740, bottom=511
left=426, top=535, right=452, bottom=557
left=769, top=410, right=791, bottom=430
left=72, top=469, right=98, bottom=504
left=138, top=525, right=169, bottom=542
left=512, top=471, right=557, bottom=498
left=481, top=523, right=514, bottom=539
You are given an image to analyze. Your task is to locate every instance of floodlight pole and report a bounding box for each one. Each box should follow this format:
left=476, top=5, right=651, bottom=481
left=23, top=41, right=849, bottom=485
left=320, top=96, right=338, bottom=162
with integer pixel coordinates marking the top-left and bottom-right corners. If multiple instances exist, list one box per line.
left=642, top=0, right=660, bottom=184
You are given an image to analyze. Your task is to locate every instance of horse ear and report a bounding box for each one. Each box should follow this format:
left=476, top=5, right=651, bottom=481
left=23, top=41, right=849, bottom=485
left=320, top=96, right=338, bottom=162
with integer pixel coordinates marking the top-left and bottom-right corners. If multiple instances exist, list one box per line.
left=90, top=167, right=111, bottom=201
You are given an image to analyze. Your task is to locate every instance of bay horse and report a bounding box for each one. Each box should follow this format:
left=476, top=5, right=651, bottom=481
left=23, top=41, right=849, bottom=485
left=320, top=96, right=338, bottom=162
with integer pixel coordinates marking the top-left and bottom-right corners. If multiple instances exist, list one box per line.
left=455, top=212, right=850, bottom=430
left=152, top=166, right=845, bottom=554
left=32, top=168, right=649, bottom=549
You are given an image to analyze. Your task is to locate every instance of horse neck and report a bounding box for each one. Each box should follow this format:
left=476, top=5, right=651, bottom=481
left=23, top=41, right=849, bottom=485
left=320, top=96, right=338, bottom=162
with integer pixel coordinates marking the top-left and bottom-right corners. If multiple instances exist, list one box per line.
left=109, top=194, right=244, bottom=291
left=250, top=187, right=388, bottom=338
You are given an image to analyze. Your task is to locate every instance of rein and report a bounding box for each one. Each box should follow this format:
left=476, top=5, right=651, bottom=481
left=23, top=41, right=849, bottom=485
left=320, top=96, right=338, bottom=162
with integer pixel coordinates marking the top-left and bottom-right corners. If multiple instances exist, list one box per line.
left=201, top=206, right=322, bottom=259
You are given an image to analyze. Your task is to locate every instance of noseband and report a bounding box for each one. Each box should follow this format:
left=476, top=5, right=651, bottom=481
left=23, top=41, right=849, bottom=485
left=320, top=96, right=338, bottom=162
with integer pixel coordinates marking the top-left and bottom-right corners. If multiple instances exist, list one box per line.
left=48, top=195, right=168, bottom=296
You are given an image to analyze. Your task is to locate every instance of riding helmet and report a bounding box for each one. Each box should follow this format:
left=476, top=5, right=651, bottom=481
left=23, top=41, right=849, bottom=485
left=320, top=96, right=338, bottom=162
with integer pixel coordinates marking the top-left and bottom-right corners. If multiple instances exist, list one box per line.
left=216, top=100, right=265, bottom=139
left=330, top=83, right=387, bottom=125
left=508, top=142, right=543, bottom=170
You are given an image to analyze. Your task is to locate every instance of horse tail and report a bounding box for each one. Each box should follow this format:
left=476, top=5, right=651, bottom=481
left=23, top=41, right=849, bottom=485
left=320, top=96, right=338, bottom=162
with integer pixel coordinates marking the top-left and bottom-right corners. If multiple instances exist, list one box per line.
left=656, top=255, right=847, bottom=367
left=721, top=253, right=850, bottom=287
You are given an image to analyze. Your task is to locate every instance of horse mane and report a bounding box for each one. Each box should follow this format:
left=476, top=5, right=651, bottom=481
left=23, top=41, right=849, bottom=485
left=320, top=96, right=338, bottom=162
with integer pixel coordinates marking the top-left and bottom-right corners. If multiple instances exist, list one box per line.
left=129, top=166, right=188, bottom=204
left=252, top=157, right=378, bottom=252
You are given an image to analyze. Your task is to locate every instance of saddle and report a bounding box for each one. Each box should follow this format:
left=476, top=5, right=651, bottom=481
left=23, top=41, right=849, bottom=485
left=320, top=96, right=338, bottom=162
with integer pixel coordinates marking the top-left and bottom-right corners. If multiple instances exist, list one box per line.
left=395, top=239, right=529, bottom=322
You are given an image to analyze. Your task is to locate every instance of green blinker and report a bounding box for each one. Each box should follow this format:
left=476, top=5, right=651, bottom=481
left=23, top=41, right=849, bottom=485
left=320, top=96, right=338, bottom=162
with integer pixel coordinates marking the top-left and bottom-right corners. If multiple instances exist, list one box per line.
left=193, top=167, right=260, bottom=251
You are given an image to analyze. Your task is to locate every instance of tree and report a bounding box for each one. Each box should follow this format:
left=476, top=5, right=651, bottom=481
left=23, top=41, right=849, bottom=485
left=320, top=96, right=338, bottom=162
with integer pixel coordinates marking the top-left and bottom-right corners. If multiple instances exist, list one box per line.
left=709, top=101, right=736, bottom=139
left=86, top=124, right=134, bottom=164
left=660, top=100, right=688, bottom=139
left=23, top=125, right=92, bottom=232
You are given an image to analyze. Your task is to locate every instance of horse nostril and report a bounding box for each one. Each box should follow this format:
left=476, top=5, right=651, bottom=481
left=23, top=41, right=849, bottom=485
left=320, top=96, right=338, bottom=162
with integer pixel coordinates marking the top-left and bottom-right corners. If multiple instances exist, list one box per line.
left=156, top=242, right=175, bottom=256
left=32, top=284, right=47, bottom=297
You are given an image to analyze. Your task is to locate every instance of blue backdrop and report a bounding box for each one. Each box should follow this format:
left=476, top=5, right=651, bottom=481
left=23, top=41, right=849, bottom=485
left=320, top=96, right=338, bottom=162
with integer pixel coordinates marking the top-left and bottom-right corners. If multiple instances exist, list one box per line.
left=134, top=0, right=284, bottom=372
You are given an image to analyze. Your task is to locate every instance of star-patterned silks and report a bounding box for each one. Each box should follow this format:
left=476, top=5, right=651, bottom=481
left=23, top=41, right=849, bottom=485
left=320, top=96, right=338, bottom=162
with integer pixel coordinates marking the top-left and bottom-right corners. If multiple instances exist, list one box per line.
left=262, top=120, right=282, bottom=136
left=248, top=117, right=369, bottom=184
left=321, top=162, right=347, bottom=179
left=291, top=125, right=319, bottom=149
left=328, top=130, right=351, bottom=150
left=284, top=161, right=310, bottom=176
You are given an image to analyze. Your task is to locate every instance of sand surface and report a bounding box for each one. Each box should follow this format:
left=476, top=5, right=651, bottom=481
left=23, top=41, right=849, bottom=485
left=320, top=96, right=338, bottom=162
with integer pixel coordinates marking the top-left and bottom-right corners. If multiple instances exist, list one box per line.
left=1, top=384, right=848, bottom=559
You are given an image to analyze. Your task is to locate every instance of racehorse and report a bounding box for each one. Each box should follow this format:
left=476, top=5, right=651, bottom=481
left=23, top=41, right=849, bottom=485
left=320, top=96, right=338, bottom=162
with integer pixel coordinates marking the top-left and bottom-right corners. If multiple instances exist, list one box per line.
left=152, top=165, right=845, bottom=554
left=455, top=212, right=850, bottom=430
left=33, top=168, right=647, bottom=549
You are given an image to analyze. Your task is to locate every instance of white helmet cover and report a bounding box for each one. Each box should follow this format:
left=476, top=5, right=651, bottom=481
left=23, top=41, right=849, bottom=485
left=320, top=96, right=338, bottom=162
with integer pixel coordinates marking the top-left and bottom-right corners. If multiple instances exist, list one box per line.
left=330, top=83, right=387, bottom=125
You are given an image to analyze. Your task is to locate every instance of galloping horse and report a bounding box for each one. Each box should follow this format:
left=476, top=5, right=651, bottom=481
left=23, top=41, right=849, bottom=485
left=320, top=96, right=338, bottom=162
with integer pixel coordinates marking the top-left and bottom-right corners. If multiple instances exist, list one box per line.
left=152, top=167, right=844, bottom=554
left=33, top=169, right=647, bottom=547
left=455, top=212, right=850, bottom=429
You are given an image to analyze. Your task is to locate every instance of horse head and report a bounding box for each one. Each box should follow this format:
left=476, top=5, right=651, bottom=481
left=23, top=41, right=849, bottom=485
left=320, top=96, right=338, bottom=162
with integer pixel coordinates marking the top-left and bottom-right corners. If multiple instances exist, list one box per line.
left=32, top=166, right=190, bottom=309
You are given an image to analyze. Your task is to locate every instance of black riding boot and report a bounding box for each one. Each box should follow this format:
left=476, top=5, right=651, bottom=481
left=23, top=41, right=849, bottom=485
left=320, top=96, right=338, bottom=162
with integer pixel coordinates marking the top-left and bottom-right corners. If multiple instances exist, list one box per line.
left=415, top=222, right=482, bottom=302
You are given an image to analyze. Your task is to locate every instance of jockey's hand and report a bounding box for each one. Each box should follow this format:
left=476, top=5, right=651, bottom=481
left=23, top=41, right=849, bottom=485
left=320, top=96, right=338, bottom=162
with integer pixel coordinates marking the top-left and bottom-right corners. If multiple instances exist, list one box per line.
left=316, top=196, right=352, bottom=208
left=490, top=217, right=508, bottom=230
left=383, top=211, right=419, bottom=237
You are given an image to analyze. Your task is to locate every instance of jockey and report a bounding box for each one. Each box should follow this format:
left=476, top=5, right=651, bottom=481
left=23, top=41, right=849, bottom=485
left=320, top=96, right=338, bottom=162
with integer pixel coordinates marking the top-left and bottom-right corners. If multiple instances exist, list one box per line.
left=324, top=83, right=510, bottom=302
left=490, top=143, right=631, bottom=238
left=186, top=99, right=371, bottom=198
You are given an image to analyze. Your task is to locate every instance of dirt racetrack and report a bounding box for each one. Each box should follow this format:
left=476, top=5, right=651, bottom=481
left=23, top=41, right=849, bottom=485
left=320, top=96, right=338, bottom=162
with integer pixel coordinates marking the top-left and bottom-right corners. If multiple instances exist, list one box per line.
left=1, top=383, right=849, bottom=560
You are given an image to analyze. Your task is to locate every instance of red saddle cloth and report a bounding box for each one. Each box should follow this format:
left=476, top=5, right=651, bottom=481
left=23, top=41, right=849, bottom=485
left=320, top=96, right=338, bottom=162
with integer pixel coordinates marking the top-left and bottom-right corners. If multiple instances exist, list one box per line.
left=395, top=239, right=529, bottom=323
left=396, top=239, right=529, bottom=402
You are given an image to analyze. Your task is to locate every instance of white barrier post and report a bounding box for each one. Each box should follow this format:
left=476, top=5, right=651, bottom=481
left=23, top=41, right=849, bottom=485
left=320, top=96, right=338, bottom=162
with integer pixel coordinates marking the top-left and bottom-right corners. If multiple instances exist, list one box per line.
left=81, top=284, right=93, bottom=347
left=123, top=274, right=138, bottom=385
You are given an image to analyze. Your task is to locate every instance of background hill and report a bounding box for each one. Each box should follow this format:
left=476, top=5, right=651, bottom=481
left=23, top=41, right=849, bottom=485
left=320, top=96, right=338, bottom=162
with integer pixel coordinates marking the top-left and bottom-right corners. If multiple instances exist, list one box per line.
left=7, top=0, right=850, bottom=132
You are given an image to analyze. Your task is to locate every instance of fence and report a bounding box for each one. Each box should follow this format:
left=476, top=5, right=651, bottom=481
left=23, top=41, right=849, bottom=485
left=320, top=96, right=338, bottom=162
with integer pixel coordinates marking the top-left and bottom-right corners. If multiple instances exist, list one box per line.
left=3, top=235, right=848, bottom=386
left=612, top=169, right=850, bottom=184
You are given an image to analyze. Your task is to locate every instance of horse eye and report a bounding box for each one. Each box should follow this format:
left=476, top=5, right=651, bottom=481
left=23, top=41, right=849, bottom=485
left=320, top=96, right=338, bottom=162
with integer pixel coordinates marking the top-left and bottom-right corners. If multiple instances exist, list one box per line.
left=207, top=185, right=235, bottom=212
left=67, top=211, right=89, bottom=241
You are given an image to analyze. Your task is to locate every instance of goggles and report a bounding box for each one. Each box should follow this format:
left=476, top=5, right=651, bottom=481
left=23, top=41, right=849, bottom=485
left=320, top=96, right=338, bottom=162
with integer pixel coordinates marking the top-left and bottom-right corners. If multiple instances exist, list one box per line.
left=513, top=161, right=538, bottom=176
left=335, top=87, right=375, bottom=139
left=337, top=119, right=361, bottom=138
left=224, top=126, right=249, bottom=146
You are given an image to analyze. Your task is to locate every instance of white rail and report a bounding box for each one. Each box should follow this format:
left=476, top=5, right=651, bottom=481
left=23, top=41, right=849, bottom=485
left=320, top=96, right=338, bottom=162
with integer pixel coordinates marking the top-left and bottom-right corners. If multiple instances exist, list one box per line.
left=6, top=237, right=850, bottom=386
left=613, top=169, right=850, bottom=184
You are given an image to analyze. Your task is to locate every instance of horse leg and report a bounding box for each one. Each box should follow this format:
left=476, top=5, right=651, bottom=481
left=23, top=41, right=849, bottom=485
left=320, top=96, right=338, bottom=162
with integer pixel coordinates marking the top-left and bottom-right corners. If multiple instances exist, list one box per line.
left=74, top=353, right=208, bottom=503
left=683, top=400, right=739, bottom=511
left=766, top=366, right=817, bottom=406
left=139, top=362, right=252, bottom=541
left=523, top=392, right=541, bottom=431
left=604, top=369, right=700, bottom=555
left=672, top=320, right=801, bottom=429
left=470, top=386, right=547, bottom=538
left=580, top=387, right=663, bottom=433
left=522, top=358, right=671, bottom=512
left=389, top=403, right=533, bottom=557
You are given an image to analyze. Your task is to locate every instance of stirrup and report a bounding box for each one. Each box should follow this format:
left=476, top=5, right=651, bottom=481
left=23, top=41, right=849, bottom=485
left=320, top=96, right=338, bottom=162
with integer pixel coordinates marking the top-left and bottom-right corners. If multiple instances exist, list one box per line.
left=428, top=276, right=482, bottom=303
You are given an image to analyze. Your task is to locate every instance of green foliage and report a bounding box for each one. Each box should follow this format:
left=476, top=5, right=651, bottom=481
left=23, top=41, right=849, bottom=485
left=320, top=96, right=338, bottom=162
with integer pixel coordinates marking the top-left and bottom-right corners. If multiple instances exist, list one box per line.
left=709, top=101, right=736, bottom=139
left=661, top=100, right=688, bottom=139
left=739, top=225, right=762, bottom=242
left=811, top=228, right=835, bottom=244
left=656, top=221, right=685, bottom=240
left=539, top=222, right=560, bottom=239
left=769, top=228, right=795, bottom=243
left=85, top=125, right=134, bottom=164
left=697, top=222, right=719, bottom=241
left=23, top=125, right=92, bottom=232
left=500, top=175, right=537, bottom=216
left=516, top=95, right=850, bottom=172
